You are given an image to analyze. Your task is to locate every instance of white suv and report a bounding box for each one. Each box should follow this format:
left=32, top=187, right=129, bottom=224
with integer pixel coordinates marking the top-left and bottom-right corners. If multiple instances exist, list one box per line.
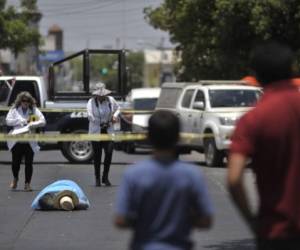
left=156, top=81, right=261, bottom=166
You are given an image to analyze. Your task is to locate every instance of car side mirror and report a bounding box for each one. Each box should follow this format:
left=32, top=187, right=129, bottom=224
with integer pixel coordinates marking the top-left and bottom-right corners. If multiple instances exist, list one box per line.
left=193, top=101, right=205, bottom=110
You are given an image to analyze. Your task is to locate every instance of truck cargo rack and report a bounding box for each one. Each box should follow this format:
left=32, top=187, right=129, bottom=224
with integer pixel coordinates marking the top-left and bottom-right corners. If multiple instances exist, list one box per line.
left=48, top=49, right=127, bottom=101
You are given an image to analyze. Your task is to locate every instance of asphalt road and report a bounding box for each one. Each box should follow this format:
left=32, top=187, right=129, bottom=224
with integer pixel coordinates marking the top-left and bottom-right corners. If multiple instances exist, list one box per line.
left=0, top=149, right=257, bottom=250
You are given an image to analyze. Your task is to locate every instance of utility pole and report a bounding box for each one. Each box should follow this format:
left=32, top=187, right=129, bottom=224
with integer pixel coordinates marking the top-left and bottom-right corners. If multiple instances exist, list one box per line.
left=116, top=37, right=121, bottom=50
left=159, top=37, right=165, bottom=84
left=86, top=36, right=90, bottom=49
left=121, top=0, right=126, bottom=49
left=26, top=9, right=42, bottom=74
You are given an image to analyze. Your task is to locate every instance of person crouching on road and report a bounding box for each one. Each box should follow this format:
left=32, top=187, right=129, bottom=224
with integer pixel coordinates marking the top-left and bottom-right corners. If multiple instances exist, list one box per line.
left=87, top=82, right=120, bottom=187
left=6, top=91, right=46, bottom=191
left=114, top=110, right=214, bottom=250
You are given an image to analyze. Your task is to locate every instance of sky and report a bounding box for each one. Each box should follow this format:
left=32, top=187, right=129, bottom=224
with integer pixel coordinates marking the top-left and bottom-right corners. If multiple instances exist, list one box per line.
left=7, top=0, right=173, bottom=52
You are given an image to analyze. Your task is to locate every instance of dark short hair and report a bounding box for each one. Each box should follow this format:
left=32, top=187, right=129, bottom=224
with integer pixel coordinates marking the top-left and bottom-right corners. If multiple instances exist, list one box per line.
left=38, top=193, right=56, bottom=210
left=250, top=41, right=295, bottom=85
left=148, top=110, right=180, bottom=150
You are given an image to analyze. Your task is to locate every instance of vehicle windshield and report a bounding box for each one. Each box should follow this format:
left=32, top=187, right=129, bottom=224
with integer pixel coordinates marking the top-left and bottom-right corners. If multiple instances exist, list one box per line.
left=133, top=98, right=158, bottom=110
left=209, top=89, right=261, bottom=108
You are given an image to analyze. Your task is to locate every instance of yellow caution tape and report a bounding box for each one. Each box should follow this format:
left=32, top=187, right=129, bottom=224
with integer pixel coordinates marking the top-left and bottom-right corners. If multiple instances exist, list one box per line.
left=0, top=133, right=145, bottom=142
left=121, top=109, right=154, bottom=114
left=0, top=106, right=153, bottom=114
left=0, top=132, right=214, bottom=142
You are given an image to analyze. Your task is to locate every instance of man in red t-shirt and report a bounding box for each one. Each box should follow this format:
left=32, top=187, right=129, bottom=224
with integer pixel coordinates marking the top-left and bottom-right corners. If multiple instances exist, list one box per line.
left=227, top=41, right=300, bottom=250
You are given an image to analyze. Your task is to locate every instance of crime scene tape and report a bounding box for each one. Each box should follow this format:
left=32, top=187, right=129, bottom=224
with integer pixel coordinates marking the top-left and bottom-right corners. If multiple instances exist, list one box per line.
left=0, top=106, right=153, bottom=114
left=0, top=132, right=214, bottom=142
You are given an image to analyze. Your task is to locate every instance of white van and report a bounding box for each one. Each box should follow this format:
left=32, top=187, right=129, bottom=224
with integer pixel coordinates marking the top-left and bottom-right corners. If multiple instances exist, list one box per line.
left=122, top=87, right=161, bottom=153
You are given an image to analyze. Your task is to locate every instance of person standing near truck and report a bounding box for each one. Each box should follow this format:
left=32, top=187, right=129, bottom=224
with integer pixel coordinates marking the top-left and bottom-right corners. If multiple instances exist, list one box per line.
left=6, top=91, right=46, bottom=191
left=87, top=82, right=120, bottom=186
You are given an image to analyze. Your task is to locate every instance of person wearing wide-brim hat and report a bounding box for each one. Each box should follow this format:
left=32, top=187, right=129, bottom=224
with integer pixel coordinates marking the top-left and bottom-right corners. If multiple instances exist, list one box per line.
left=87, top=82, right=120, bottom=186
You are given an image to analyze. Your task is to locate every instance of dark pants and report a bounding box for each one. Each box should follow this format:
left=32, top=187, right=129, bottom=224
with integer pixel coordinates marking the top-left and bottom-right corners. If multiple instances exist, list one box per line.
left=11, top=143, right=34, bottom=183
left=257, top=239, right=300, bottom=250
left=92, top=140, right=114, bottom=180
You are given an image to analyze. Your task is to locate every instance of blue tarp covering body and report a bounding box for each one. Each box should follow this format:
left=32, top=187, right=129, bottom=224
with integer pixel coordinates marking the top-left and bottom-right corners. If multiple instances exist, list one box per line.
left=31, top=180, right=90, bottom=210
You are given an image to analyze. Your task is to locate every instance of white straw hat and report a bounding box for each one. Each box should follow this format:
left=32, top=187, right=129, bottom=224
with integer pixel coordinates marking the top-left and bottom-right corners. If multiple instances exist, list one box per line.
left=92, top=82, right=112, bottom=96
left=59, top=196, right=75, bottom=211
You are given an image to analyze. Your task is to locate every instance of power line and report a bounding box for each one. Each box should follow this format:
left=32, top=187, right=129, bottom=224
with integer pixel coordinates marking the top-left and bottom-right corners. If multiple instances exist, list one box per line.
left=43, top=7, right=144, bottom=19
left=40, top=14, right=146, bottom=30
left=40, top=0, right=102, bottom=9
left=38, top=0, right=169, bottom=51
left=43, top=0, right=124, bottom=17
left=41, top=0, right=101, bottom=7
left=63, top=7, right=145, bottom=18
left=66, top=32, right=166, bottom=39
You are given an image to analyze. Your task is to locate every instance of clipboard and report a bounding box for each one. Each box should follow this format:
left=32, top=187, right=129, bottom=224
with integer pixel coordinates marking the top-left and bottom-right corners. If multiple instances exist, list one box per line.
left=11, top=125, right=30, bottom=135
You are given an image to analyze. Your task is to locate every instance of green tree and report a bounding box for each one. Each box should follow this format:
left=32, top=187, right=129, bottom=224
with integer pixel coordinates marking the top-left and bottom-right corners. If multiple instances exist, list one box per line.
left=89, top=54, right=119, bottom=91
left=145, top=0, right=300, bottom=80
left=126, top=52, right=144, bottom=90
left=0, top=0, right=40, bottom=55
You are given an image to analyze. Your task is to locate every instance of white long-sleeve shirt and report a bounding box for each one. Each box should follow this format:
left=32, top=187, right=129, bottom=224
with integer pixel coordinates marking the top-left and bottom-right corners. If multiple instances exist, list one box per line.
left=6, top=106, right=46, bottom=152
left=86, top=96, right=120, bottom=134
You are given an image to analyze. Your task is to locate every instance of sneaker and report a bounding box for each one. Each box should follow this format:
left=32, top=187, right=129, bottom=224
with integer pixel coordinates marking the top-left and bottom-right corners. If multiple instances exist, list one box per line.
left=24, top=183, right=32, bottom=192
left=10, top=179, right=18, bottom=190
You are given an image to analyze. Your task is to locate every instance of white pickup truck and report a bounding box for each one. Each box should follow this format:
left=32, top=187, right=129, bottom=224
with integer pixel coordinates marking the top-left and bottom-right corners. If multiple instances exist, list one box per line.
left=156, top=81, right=262, bottom=167
left=0, top=49, right=127, bottom=163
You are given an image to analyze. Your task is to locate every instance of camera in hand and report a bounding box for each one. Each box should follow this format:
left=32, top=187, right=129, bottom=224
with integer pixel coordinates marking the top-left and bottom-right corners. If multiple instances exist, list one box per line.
left=100, top=122, right=109, bottom=133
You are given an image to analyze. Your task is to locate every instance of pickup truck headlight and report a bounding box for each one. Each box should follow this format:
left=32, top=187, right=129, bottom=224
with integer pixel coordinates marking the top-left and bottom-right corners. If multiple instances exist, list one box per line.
left=219, top=117, right=236, bottom=126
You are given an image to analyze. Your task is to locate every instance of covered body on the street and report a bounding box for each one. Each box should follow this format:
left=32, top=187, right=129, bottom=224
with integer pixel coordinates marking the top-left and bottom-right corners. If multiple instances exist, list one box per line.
left=31, top=179, right=90, bottom=210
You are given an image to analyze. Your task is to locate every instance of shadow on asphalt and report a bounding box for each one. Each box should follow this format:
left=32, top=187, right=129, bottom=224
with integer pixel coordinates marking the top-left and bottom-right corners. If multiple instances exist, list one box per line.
left=187, top=160, right=229, bottom=169
left=203, top=239, right=255, bottom=250
left=125, top=151, right=152, bottom=155
left=186, top=160, right=221, bottom=168
left=191, top=161, right=206, bottom=166
left=10, top=189, right=42, bottom=192
left=0, top=161, right=132, bottom=165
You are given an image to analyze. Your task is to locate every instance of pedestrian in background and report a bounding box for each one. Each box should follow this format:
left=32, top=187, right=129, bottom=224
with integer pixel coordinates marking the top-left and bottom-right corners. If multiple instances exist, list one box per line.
left=227, top=41, right=300, bottom=250
left=87, top=82, right=120, bottom=186
left=114, top=110, right=213, bottom=250
left=6, top=91, right=46, bottom=191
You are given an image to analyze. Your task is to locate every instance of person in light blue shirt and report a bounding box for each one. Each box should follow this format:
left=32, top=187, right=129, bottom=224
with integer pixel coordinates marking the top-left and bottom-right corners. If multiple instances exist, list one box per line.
left=114, top=110, right=214, bottom=250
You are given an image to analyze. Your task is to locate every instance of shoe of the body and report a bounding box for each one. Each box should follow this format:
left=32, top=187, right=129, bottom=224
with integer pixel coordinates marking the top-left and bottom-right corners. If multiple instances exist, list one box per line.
left=10, top=179, right=18, bottom=190
left=24, top=183, right=32, bottom=192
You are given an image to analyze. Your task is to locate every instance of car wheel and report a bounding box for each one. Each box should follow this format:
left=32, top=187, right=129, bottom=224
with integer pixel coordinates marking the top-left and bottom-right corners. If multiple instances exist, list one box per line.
left=124, top=142, right=135, bottom=154
left=204, top=138, right=224, bottom=167
left=114, top=142, right=123, bottom=151
left=61, top=130, right=93, bottom=163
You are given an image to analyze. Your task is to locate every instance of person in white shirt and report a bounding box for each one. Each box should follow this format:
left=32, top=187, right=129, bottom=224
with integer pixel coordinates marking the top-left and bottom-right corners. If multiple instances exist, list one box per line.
left=87, top=82, right=120, bottom=186
left=6, top=91, right=46, bottom=191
